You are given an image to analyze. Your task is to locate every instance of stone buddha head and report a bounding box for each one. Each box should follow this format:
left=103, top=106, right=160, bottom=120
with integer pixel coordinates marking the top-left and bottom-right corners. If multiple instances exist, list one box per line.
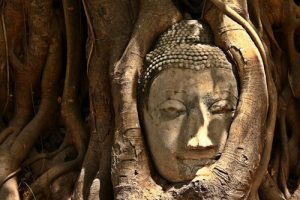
left=138, top=20, right=239, bottom=183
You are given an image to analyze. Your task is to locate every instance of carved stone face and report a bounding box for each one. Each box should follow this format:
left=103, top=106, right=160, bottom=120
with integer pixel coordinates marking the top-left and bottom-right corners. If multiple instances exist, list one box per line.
left=142, top=67, right=238, bottom=182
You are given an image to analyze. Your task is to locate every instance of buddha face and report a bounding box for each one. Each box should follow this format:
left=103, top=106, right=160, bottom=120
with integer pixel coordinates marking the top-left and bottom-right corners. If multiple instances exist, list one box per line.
left=142, top=67, right=238, bottom=182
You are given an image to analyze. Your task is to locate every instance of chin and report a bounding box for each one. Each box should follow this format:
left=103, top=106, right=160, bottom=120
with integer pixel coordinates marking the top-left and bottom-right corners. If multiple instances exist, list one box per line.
left=171, top=159, right=217, bottom=183
left=156, top=158, right=218, bottom=183
left=163, top=174, right=194, bottom=183
left=165, top=172, right=197, bottom=183
left=159, top=164, right=202, bottom=183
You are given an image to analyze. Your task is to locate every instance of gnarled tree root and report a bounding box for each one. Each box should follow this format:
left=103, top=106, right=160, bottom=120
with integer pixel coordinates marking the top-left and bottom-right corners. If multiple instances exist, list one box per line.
left=110, top=0, right=276, bottom=199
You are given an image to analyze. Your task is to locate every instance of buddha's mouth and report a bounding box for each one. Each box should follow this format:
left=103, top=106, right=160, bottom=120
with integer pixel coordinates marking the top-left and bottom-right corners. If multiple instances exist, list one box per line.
left=176, top=157, right=217, bottom=167
left=176, top=147, right=219, bottom=160
left=176, top=153, right=219, bottom=161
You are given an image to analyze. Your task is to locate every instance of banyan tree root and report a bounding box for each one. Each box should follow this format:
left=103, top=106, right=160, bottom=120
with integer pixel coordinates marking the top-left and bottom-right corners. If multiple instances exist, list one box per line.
left=0, top=0, right=87, bottom=199
left=290, top=189, right=300, bottom=200
left=280, top=0, right=300, bottom=99
left=205, top=2, right=278, bottom=199
left=0, top=0, right=54, bottom=144
left=0, top=0, right=295, bottom=199
left=0, top=1, right=62, bottom=199
left=24, top=0, right=88, bottom=198
left=259, top=172, right=286, bottom=200
left=167, top=2, right=273, bottom=198
left=0, top=0, right=23, bottom=122
left=73, top=0, right=138, bottom=199
left=251, top=0, right=300, bottom=198
left=110, top=0, right=182, bottom=199
left=110, top=0, right=277, bottom=199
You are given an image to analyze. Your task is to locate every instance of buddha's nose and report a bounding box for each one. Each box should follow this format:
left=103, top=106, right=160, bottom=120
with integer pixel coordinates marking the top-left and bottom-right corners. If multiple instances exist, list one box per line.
left=187, top=126, right=214, bottom=149
left=186, top=104, right=214, bottom=149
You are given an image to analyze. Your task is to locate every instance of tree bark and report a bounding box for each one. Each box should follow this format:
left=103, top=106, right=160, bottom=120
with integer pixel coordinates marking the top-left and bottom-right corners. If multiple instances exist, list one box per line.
left=0, top=0, right=299, bottom=199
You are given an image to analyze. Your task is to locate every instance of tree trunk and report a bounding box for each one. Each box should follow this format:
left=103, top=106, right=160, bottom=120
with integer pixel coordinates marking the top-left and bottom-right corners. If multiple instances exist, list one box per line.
left=0, top=0, right=299, bottom=199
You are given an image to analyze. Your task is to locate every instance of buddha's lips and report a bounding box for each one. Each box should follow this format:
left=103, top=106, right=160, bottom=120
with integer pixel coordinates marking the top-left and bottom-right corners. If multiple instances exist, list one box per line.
left=176, top=151, right=219, bottom=161
left=176, top=157, right=217, bottom=166
left=176, top=147, right=218, bottom=160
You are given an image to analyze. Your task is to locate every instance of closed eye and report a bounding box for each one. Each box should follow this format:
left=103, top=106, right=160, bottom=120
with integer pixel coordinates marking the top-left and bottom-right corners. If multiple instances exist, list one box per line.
left=159, top=100, right=186, bottom=120
left=209, top=100, right=236, bottom=115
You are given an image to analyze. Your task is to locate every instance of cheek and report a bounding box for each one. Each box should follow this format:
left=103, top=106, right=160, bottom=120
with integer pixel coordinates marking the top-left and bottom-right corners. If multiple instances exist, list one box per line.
left=144, top=111, right=186, bottom=153
left=207, top=115, right=233, bottom=142
left=156, top=118, right=185, bottom=151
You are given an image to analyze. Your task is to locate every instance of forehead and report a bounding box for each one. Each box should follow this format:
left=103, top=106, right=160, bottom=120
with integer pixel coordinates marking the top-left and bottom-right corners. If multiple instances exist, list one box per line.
left=145, top=68, right=238, bottom=108
left=149, top=68, right=237, bottom=95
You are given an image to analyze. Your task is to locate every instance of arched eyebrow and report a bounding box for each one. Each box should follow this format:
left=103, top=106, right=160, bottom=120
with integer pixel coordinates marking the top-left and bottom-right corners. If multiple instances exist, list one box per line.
left=147, top=89, right=186, bottom=105
left=202, top=91, right=238, bottom=106
left=157, top=98, right=186, bottom=107
left=210, top=90, right=239, bottom=99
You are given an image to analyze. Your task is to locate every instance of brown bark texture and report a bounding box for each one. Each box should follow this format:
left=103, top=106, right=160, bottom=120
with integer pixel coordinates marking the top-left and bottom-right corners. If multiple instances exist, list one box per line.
left=0, top=0, right=299, bottom=199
